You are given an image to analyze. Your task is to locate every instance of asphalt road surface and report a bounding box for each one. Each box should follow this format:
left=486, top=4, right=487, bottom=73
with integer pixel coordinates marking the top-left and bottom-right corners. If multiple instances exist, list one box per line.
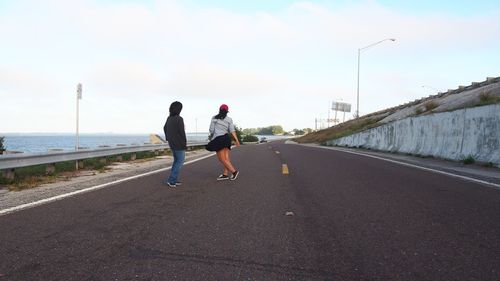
left=1, top=141, right=499, bottom=280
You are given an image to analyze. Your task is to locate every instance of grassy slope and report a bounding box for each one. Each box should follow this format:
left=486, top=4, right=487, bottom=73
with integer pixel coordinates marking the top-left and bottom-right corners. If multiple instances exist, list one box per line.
left=296, top=77, right=500, bottom=144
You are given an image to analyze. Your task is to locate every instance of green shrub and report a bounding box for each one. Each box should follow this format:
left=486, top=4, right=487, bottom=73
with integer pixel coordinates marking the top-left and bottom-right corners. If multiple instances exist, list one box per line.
left=136, top=151, right=156, bottom=159
left=0, top=174, right=13, bottom=185
left=83, top=158, right=107, bottom=170
left=0, top=136, right=5, bottom=153
left=55, top=161, right=78, bottom=172
left=242, top=135, right=259, bottom=143
left=234, top=126, right=243, bottom=144
left=463, top=155, right=475, bottom=165
left=415, top=107, right=424, bottom=115
left=483, top=162, right=494, bottom=168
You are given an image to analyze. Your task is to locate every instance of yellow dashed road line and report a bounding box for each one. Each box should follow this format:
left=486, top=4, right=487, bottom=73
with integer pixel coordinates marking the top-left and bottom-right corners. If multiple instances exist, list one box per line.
left=282, top=164, right=289, bottom=175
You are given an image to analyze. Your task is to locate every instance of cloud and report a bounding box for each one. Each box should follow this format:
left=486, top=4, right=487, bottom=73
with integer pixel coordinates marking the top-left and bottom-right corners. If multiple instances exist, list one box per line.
left=86, top=60, right=285, bottom=99
left=166, top=63, right=285, bottom=97
left=1, top=0, right=499, bottom=132
left=0, top=66, right=57, bottom=98
left=87, top=61, right=164, bottom=97
left=281, top=1, right=500, bottom=51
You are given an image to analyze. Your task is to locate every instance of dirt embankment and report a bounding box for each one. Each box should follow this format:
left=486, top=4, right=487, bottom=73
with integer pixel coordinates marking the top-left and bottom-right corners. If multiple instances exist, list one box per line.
left=296, top=77, right=500, bottom=144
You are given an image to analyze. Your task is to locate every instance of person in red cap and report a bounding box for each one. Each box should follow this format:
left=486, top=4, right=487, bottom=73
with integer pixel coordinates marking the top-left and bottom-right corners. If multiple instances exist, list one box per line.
left=205, top=104, right=240, bottom=180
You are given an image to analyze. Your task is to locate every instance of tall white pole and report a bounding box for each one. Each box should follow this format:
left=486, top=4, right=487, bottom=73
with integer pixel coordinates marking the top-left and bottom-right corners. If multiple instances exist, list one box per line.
left=76, top=83, right=82, bottom=171
left=76, top=98, right=79, bottom=151
left=356, top=49, right=361, bottom=119
left=76, top=83, right=82, bottom=151
left=327, top=102, right=330, bottom=128
left=356, top=38, right=396, bottom=119
left=334, top=105, right=338, bottom=125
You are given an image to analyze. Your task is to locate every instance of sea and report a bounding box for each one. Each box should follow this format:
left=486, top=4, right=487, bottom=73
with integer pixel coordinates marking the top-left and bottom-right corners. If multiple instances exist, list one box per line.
left=1, top=133, right=210, bottom=153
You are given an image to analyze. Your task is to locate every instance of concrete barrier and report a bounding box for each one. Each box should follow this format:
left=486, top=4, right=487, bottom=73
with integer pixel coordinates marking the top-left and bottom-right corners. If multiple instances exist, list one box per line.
left=150, top=134, right=167, bottom=144
left=327, top=104, right=500, bottom=165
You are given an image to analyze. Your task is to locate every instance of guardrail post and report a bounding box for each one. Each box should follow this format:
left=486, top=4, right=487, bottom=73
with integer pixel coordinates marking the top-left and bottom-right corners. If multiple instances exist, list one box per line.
left=2, top=169, right=15, bottom=181
left=46, top=163, right=56, bottom=175
left=154, top=150, right=160, bottom=156
left=77, top=160, right=84, bottom=169
left=116, top=155, right=123, bottom=162
left=131, top=153, right=137, bottom=161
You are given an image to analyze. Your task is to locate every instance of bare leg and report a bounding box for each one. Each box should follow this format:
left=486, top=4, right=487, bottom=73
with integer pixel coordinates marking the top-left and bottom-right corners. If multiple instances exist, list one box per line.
left=223, top=148, right=237, bottom=173
left=217, top=148, right=235, bottom=174
left=216, top=149, right=233, bottom=175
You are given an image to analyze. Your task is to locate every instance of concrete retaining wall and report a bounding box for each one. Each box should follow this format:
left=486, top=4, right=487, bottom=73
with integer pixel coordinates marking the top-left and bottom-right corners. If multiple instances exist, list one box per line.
left=327, top=104, right=500, bottom=165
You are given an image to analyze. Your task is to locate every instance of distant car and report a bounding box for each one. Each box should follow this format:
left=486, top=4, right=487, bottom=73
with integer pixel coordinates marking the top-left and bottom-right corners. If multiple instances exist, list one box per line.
left=259, top=137, right=268, bottom=143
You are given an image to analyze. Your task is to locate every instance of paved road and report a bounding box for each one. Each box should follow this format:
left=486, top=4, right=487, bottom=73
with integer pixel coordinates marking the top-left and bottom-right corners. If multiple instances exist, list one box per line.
left=1, top=141, right=499, bottom=280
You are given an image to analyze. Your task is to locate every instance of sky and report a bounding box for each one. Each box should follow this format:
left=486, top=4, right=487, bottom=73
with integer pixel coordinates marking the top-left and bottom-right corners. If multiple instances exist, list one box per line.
left=1, top=0, right=499, bottom=134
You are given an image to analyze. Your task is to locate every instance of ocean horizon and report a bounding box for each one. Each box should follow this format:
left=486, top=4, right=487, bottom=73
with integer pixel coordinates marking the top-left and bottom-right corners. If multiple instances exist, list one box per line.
left=1, top=133, right=210, bottom=153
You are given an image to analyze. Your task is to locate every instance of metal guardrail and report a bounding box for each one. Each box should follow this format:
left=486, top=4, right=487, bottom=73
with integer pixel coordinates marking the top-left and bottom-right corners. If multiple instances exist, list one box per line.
left=0, top=142, right=208, bottom=170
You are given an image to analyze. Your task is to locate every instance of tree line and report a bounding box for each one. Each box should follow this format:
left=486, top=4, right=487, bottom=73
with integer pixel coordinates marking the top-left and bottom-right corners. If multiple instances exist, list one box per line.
left=241, top=126, right=313, bottom=136
left=242, top=125, right=284, bottom=136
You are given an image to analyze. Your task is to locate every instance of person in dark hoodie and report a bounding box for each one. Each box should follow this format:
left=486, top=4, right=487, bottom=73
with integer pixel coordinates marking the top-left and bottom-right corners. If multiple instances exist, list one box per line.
left=163, top=101, right=187, bottom=188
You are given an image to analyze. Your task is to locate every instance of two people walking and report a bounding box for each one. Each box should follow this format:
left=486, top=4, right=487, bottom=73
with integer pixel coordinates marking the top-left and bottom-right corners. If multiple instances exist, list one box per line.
left=163, top=102, right=240, bottom=187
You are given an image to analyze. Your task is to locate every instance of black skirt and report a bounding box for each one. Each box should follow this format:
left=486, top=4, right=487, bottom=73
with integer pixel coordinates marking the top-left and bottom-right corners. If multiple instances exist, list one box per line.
left=205, top=134, right=231, bottom=152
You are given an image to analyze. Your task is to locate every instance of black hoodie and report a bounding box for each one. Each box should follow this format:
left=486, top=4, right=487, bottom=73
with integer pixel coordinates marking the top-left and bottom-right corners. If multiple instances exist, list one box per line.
left=163, top=115, right=187, bottom=150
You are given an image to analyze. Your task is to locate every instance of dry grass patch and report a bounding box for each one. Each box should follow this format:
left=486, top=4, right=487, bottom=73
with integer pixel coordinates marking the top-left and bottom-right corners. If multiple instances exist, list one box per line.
left=478, top=91, right=500, bottom=105
left=424, top=101, right=439, bottom=111
left=295, top=116, right=384, bottom=144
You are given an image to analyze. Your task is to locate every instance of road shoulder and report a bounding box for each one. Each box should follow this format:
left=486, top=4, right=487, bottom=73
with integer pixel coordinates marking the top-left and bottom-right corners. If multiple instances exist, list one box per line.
left=288, top=141, right=500, bottom=188
left=0, top=150, right=214, bottom=213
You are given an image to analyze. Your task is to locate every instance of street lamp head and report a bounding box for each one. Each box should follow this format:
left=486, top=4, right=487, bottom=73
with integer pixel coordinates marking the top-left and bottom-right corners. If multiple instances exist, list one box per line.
left=356, top=37, right=397, bottom=118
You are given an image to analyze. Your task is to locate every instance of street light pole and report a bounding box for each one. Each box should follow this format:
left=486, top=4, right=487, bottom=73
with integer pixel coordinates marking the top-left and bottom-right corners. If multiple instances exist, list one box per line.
left=356, top=49, right=361, bottom=118
left=356, top=38, right=396, bottom=118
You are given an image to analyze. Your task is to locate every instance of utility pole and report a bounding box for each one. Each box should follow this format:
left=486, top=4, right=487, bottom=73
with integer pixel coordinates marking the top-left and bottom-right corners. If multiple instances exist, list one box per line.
left=327, top=102, right=331, bottom=128
left=76, top=83, right=82, bottom=170
left=334, top=101, right=338, bottom=125
left=76, top=83, right=82, bottom=150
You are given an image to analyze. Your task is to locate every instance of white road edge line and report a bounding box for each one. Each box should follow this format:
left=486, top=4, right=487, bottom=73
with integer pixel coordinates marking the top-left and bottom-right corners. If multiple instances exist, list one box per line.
left=301, top=144, right=500, bottom=189
left=0, top=153, right=215, bottom=216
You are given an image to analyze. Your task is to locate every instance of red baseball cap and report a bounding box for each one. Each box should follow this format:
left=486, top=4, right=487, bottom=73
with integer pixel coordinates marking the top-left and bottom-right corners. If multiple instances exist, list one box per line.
left=220, top=104, right=229, bottom=111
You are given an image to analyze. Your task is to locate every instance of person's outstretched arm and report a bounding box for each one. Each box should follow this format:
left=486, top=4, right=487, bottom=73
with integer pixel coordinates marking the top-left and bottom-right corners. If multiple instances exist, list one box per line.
left=231, top=131, right=240, bottom=146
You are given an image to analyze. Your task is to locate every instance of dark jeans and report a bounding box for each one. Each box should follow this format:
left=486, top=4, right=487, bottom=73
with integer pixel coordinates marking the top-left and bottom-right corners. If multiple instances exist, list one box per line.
left=167, top=149, right=185, bottom=184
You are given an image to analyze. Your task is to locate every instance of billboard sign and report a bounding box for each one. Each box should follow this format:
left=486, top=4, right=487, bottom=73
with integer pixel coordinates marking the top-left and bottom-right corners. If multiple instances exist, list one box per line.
left=332, top=101, right=351, bottom=113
